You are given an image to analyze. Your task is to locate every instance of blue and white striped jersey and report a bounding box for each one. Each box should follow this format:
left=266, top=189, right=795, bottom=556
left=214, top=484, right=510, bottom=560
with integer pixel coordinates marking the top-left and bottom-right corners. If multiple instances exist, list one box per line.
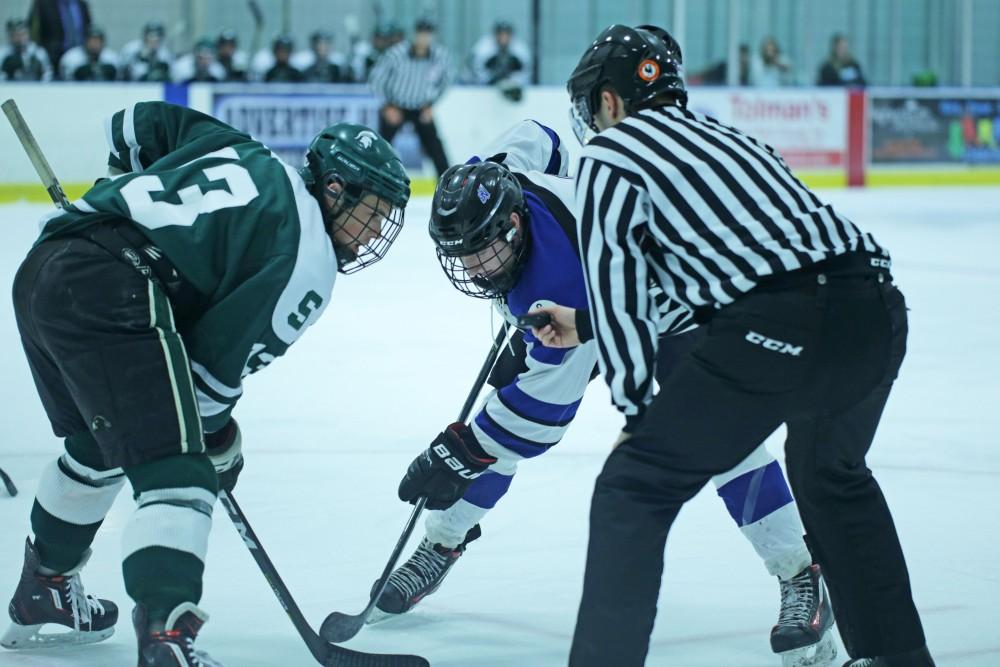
left=463, top=121, right=596, bottom=476
left=462, top=121, right=693, bottom=483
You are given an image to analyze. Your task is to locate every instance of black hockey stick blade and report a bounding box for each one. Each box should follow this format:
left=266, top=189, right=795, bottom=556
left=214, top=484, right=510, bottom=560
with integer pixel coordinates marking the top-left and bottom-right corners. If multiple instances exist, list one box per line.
left=219, top=491, right=428, bottom=666
left=320, top=324, right=511, bottom=643
left=0, top=467, right=17, bottom=496
left=319, top=643, right=429, bottom=667
left=319, top=496, right=427, bottom=642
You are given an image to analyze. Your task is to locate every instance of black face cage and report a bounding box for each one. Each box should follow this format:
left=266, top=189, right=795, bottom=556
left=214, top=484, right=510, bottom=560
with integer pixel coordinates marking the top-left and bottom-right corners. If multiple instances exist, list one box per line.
left=436, top=222, right=527, bottom=299
left=329, top=186, right=405, bottom=274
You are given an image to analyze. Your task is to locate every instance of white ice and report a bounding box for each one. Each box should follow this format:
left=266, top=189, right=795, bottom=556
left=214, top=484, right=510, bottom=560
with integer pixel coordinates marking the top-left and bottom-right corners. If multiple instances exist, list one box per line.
left=0, top=186, right=997, bottom=667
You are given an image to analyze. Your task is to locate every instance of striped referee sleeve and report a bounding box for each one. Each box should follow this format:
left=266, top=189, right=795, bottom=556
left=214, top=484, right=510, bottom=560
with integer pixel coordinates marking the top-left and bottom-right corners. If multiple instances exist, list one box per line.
left=367, top=48, right=398, bottom=102
left=576, top=157, right=659, bottom=425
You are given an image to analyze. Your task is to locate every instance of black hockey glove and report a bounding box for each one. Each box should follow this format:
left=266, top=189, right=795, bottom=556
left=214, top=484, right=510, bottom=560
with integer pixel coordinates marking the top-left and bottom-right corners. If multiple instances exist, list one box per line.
left=205, top=419, right=244, bottom=494
left=399, top=423, right=497, bottom=511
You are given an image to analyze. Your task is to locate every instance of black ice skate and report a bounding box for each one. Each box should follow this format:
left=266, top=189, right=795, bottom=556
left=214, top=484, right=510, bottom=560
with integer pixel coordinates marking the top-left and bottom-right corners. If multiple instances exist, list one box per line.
left=772, top=563, right=837, bottom=667
left=135, top=601, right=222, bottom=666
left=841, top=646, right=936, bottom=667
left=1, top=537, right=118, bottom=649
left=370, top=525, right=481, bottom=622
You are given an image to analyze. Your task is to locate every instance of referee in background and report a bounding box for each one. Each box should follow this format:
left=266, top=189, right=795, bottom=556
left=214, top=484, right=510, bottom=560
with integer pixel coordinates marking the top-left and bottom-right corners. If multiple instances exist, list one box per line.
left=551, top=25, right=933, bottom=667
left=369, top=17, right=452, bottom=176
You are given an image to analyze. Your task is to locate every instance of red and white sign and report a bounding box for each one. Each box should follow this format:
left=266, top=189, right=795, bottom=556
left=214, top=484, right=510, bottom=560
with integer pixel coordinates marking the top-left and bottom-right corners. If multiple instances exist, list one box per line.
left=686, top=89, right=849, bottom=169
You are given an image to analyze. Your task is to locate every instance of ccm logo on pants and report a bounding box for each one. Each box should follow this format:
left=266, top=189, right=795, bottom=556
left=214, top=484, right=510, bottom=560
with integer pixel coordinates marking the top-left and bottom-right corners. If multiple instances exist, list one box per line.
left=745, top=330, right=804, bottom=356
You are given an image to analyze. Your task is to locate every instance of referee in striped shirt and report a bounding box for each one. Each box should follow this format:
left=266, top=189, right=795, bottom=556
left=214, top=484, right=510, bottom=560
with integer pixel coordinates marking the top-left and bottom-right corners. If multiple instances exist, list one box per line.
left=551, top=25, right=933, bottom=667
left=369, top=17, right=452, bottom=176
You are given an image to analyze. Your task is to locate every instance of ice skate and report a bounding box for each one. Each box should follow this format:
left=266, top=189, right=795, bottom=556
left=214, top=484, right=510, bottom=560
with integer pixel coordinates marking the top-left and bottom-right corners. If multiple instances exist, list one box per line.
left=135, top=601, right=222, bottom=666
left=841, top=646, right=935, bottom=667
left=1, top=537, right=118, bottom=649
left=772, top=564, right=837, bottom=667
left=369, top=525, right=481, bottom=623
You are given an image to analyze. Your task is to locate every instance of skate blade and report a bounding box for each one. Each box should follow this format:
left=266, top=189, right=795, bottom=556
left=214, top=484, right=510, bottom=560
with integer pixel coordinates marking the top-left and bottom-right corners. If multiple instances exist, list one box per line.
left=0, top=621, right=115, bottom=649
left=778, top=632, right=837, bottom=667
left=365, top=606, right=403, bottom=626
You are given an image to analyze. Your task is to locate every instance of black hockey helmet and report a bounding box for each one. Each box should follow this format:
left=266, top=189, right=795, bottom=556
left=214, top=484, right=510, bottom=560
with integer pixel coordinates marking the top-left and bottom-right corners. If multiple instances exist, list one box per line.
left=566, top=24, right=686, bottom=144
left=6, top=18, right=28, bottom=34
left=217, top=29, right=238, bottom=46
left=143, top=21, right=165, bottom=39
left=414, top=17, right=437, bottom=33
left=273, top=33, right=294, bottom=52
left=429, top=161, right=529, bottom=299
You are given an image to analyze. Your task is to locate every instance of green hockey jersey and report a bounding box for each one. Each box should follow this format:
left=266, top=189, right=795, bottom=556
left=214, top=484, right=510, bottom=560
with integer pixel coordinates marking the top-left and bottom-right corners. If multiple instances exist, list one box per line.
left=37, top=101, right=338, bottom=431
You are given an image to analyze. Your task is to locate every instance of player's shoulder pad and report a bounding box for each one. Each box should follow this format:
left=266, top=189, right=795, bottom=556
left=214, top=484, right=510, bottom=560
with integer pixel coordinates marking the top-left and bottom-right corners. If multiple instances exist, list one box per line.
left=476, top=120, right=568, bottom=177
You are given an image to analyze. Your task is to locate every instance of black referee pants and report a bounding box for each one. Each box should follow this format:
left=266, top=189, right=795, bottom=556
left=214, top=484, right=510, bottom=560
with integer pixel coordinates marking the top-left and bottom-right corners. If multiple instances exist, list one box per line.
left=379, top=106, right=450, bottom=177
left=570, top=266, right=927, bottom=665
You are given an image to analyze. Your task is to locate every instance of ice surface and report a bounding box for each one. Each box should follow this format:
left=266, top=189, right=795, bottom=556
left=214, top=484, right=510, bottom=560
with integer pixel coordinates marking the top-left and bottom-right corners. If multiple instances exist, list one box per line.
left=0, top=187, right=997, bottom=666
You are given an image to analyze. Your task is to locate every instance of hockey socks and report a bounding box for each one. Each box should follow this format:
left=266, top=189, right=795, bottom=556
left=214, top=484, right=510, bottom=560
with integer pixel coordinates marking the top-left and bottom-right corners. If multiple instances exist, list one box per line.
left=31, top=434, right=126, bottom=573
left=123, top=453, right=218, bottom=623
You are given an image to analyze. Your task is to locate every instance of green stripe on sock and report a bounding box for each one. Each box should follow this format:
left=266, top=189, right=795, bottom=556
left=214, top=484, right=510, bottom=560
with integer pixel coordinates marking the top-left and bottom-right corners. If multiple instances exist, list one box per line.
left=30, top=500, right=101, bottom=573
left=124, top=547, right=204, bottom=623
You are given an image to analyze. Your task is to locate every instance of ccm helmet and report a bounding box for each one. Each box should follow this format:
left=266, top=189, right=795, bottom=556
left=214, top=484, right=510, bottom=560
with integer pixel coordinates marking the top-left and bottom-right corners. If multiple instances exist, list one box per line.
left=429, top=161, right=528, bottom=299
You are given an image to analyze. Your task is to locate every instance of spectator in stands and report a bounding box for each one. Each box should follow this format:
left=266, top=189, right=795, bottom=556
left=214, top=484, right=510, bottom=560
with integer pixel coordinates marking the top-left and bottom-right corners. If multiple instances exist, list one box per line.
left=750, top=36, right=793, bottom=86
left=27, top=0, right=90, bottom=74
left=688, top=43, right=750, bottom=86
left=370, top=17, right=452, bottom=176
left=293, top=30, right=347, bottom=82
left=468, top=20, right=532, bottom=101
left=215, top=30, right=248, bottom=81
left=1, top=17, right=52, bottom=80
left=59, top=25, right=116, bottom=81
left=817, top=33, right=866, bottom=86
left=350, top=20, right=402, bottom=83
left=120, top=21, right=172, bottom=82
left=171, top=37, right=224, bottom=83
left=264, top=34, right=302, bottom=82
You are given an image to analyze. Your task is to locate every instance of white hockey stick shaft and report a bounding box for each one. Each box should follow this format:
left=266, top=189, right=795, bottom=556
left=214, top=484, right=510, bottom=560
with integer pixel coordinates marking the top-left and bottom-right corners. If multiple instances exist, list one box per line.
left=2, top=98, right=70, bottom=209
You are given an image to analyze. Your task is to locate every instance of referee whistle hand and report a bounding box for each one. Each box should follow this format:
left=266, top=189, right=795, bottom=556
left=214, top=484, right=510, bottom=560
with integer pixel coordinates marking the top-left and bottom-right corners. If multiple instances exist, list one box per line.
left=531, top=305, right=579, bottom=348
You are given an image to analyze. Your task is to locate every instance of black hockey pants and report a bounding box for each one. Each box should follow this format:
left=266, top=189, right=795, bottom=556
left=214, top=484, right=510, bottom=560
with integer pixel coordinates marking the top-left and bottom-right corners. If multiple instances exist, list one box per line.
left=570, top=256, right=927, bottom=665
left=379, top=106, right=450, bottom=177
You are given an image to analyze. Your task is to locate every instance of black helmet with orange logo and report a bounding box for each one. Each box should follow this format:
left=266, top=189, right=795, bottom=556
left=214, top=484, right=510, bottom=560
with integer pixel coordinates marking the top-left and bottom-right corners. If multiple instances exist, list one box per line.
left=566, top=24, right=686, bottom=143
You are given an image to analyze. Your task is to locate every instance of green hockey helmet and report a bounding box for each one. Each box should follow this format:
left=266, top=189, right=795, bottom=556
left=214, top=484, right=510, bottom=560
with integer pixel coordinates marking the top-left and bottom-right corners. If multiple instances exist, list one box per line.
left=300, top=123, right=410, bottom=273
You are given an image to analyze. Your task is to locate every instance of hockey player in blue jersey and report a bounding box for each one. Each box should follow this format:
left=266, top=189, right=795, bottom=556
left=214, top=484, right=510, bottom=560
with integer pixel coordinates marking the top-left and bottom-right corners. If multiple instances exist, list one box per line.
left=382, top=121, right=835, bottom=666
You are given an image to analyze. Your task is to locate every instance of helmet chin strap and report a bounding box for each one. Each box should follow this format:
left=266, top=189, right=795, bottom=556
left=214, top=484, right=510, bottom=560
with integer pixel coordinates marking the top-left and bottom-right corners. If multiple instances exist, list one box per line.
left=318, top=185, right=356, bottom=268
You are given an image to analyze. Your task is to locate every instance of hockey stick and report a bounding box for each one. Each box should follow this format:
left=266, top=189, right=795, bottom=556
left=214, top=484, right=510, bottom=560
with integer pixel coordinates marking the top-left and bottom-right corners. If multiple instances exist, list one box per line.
left=2, top=97, right=428, bottom=667
left=219, top=491, right=429, bottom=666
left=319, top=322, right=512, bottom=643
left=2, top=99, right=69, bottom=209
left=0, top=467, right=17, bottom=496
left=2, top=99, right=60, bottom=499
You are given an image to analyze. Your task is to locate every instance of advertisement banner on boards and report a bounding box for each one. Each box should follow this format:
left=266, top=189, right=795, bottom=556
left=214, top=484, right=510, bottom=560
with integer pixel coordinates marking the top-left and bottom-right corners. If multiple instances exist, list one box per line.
left=211, top=85, right=382, bottom=165
left=686, top=89, right=848, bottom=169
left=870, top=92, right=1000, bottom=164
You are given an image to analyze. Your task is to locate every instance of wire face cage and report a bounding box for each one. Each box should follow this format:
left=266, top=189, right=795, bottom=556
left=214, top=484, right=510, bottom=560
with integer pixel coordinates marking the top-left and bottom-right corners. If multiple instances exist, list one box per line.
left=330, top=189, right=405, bottom=274
left=435, top=225, right=526, bottom=299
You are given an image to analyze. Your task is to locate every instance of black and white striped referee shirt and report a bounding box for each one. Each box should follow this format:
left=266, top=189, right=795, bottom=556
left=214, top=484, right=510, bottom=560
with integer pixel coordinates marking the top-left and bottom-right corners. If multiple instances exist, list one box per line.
left=575, top=105, right=888, bottom=421
left=368, top=41, right=452, bottom=110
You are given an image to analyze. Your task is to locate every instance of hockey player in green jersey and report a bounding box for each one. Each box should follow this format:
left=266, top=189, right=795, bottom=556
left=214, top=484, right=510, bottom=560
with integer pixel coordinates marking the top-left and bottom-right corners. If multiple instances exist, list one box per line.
left=2, top=101, right=409, bottom=666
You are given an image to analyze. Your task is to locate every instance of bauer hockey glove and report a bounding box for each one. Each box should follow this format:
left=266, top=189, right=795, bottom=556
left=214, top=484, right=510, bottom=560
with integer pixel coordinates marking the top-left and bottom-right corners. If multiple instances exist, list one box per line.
left=205, top=418, right=244, bottom=493
left=399, top=423, right=497, bottom=510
